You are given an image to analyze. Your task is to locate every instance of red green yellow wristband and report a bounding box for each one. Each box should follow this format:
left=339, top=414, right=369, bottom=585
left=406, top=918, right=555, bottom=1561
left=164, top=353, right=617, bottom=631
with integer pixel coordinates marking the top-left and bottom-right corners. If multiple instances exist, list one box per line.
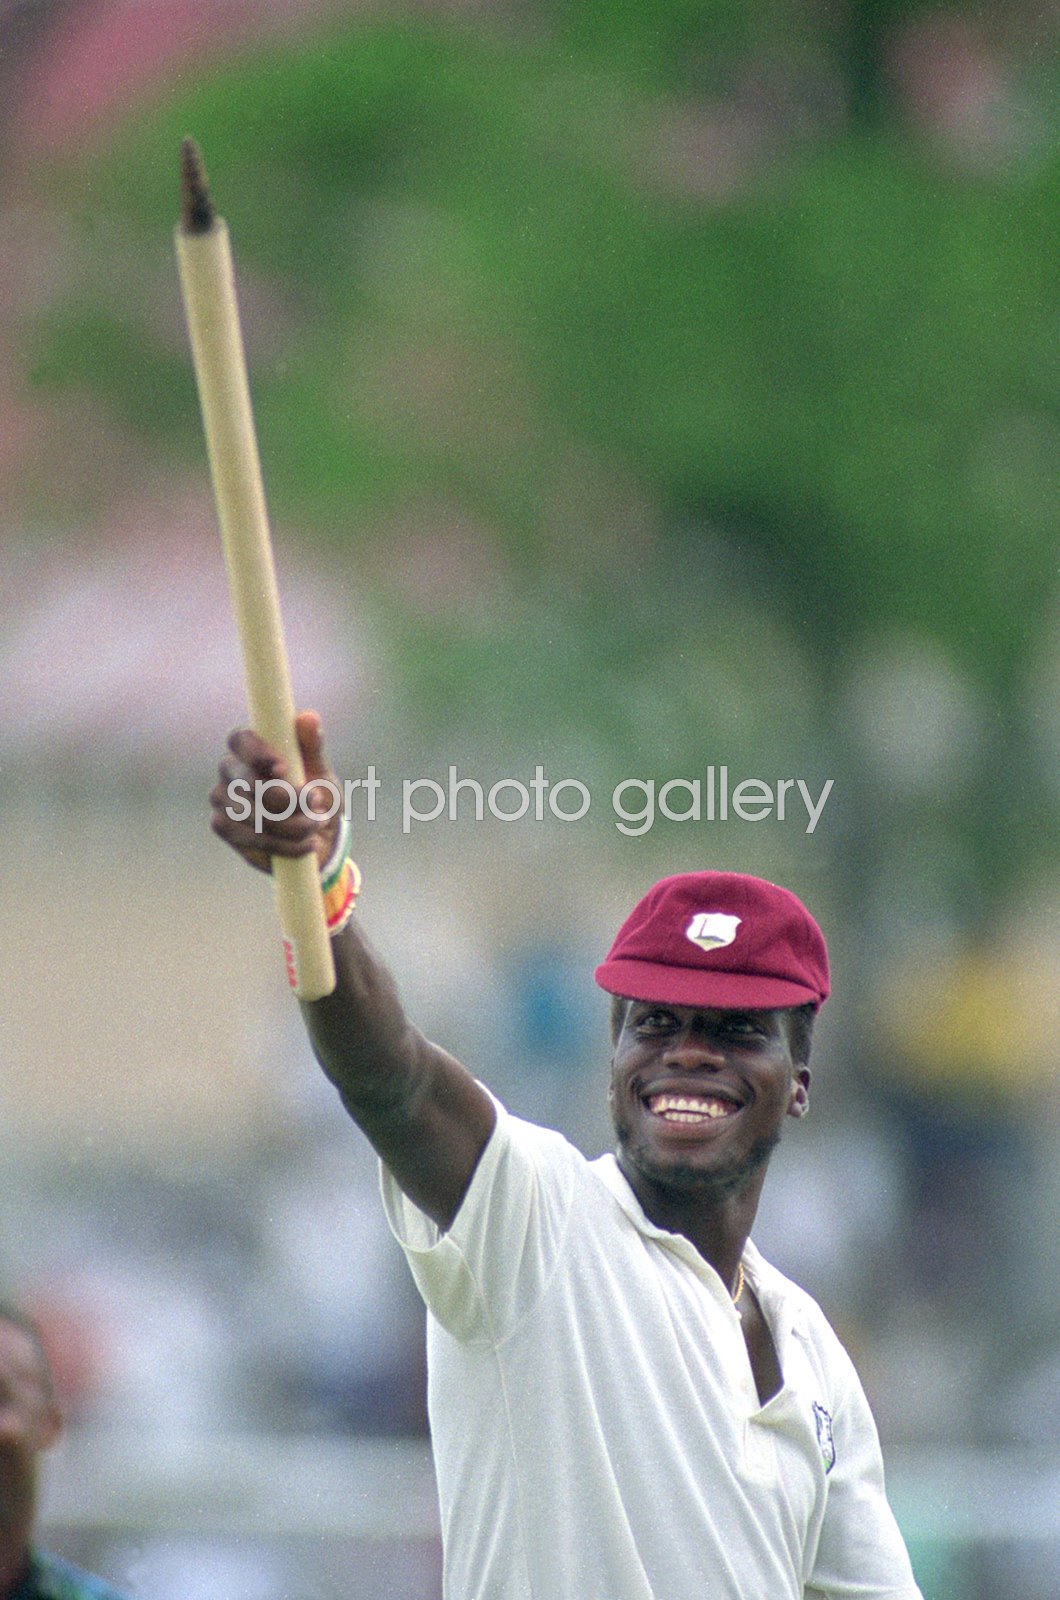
left=320, top=815, right=353, bottom=893
left=317, top=814, right=360, bottom=935
left=284, top=821, right=361, bottom=985
left=323, top=851, right=361, bottom=935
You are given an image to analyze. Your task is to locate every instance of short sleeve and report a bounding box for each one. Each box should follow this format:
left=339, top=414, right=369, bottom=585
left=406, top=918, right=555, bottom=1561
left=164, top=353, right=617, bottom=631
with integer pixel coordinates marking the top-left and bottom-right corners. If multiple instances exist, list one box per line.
left=804, top=1343, right=923, bottom=1599
left=380, top=1094, right=579, bottom=1345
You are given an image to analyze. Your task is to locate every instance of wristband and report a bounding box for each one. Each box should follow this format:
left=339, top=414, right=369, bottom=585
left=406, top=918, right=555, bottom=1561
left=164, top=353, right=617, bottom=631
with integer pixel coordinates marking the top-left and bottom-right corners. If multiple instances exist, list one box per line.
left=320, top=813, right=361, bottom=936
left=283, top=818, right=361, bottom=987
left=320, top=814, right=353, bottom=893
left=323, top=850, right=361, bottom=936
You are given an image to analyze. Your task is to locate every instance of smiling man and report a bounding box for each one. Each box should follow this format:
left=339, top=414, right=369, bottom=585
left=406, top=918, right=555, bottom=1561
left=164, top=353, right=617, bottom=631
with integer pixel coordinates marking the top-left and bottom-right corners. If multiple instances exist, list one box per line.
left=211, top=716, right=923, bottom=1600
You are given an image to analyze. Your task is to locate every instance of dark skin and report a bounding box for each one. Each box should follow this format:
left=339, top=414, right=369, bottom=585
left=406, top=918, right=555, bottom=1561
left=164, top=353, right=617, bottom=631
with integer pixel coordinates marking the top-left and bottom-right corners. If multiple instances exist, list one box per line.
left=211, top=714, right=810, bottom=1403
left=210, top=713, right=496, bottom=1230
left=0, top=1319, right=62, bottom=1597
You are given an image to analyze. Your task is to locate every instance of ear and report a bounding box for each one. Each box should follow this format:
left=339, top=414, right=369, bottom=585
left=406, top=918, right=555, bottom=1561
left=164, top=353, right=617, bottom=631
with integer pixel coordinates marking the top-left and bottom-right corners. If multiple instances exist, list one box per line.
left=787, top=1066, right=810, bottom=1120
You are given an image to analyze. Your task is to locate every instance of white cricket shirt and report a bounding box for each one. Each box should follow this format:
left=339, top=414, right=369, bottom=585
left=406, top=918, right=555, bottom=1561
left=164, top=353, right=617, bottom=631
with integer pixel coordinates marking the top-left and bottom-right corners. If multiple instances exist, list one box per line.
left=381, top=1097, right=922, bottom=1600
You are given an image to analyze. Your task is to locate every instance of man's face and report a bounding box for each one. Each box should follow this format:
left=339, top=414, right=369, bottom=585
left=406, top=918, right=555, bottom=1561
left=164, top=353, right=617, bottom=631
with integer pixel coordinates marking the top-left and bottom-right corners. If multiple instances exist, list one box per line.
left=0, top=1321, right=60, bottom=1522
left=609, top=1001, right=810, bottom=1200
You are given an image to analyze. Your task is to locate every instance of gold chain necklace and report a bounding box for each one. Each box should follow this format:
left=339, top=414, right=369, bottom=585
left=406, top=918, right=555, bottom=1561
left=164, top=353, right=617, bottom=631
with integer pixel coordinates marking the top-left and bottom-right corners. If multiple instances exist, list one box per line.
left=732, top=1261, right=745, bottom=1305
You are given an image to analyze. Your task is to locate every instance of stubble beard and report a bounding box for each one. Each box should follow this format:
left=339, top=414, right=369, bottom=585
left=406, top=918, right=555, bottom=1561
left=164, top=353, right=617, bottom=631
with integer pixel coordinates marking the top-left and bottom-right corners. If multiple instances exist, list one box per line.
left=615, top=1119, right=782, bottom=1203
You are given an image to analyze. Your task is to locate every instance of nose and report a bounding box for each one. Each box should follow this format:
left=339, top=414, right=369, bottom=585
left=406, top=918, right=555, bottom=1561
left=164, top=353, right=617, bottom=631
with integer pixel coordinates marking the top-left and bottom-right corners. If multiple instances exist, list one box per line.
left=661, top=1021, right=726, bottom=1073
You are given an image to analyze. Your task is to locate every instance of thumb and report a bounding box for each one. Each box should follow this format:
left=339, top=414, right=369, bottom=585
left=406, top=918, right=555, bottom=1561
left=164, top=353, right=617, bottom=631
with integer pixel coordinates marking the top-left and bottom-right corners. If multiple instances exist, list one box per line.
left=295, top=711, right=340, bottom=857
left=295, top=709, right=329, bottom=783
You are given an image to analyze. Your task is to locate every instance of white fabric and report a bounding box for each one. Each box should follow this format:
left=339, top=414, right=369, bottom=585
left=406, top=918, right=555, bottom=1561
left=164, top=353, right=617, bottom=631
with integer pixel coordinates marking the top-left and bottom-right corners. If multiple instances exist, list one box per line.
left=381, top=1097, right=922, bottom=1600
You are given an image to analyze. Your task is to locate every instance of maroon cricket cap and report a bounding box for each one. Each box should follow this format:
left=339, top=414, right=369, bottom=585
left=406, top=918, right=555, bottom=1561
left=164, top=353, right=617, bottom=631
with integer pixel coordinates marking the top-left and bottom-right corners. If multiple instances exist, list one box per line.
left=594, top=871, right=829, bottom=1012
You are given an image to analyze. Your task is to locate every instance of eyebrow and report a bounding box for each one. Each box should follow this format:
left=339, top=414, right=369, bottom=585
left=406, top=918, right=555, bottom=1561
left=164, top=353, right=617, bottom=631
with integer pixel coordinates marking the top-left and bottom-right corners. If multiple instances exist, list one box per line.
left=630, top=1005, right=778, bottom=1029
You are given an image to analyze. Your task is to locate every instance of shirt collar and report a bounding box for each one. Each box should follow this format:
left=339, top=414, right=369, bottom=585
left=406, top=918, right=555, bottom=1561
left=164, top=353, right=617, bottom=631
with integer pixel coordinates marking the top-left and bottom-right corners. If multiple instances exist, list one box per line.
left=589, top=1151, right=675, bottom=1238
left=589, top=1153, right=805, bottom=1340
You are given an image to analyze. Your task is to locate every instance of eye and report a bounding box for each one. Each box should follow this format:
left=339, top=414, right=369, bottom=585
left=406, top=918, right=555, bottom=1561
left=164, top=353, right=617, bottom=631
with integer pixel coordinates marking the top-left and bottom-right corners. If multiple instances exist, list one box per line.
left=634, top=1007, right=677, bottom=1033
left=722, top=1014, right=764, bottom=1038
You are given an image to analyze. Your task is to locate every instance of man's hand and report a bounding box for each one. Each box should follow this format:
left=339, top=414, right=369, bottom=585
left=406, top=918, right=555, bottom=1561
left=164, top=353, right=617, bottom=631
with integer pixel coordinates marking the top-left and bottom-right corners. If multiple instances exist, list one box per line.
left=209, top=709, right=342, bottom=874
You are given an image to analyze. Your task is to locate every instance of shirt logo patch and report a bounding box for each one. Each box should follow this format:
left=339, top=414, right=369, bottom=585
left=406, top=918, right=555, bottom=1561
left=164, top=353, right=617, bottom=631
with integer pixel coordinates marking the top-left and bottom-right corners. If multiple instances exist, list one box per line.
left=685, top=912, right=741, bottom=951
left=812, top=1402, right=836, bottom=1473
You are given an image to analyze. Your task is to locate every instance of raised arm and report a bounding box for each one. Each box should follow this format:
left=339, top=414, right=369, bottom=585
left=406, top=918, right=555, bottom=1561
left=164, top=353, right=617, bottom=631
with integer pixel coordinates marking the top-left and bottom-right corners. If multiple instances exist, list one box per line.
left=209, top=711, right=496, bottom=1230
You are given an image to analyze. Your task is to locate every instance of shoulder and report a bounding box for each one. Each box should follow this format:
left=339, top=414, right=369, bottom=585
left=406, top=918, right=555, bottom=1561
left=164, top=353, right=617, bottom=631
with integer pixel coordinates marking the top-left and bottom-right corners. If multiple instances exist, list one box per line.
left=382, top=1090, right=600, bottom=1264
left=26, top=1551, right=134, bottom=1600
left=383, top=1092, right=611, bottom=1340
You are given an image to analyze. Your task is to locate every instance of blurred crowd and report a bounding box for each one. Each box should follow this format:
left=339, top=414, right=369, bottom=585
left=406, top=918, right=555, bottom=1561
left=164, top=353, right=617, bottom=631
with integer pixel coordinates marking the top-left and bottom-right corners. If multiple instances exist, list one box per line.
left=1, top=2, right=1059, bottom=1597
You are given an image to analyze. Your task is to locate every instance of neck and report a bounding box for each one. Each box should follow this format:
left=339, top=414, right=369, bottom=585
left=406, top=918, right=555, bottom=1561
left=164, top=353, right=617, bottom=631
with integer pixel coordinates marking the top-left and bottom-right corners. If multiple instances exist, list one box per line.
left=616, top=1150, right=766, bottom=1291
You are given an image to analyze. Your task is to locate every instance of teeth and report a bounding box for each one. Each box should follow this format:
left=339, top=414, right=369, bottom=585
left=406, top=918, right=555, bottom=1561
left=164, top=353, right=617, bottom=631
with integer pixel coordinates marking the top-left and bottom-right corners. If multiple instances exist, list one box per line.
left=648, top=1094, right=737, bottom=1121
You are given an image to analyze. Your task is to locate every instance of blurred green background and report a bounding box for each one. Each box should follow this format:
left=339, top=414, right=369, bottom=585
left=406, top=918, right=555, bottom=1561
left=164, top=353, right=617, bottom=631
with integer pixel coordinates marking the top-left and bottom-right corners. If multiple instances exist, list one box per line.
left=1, top=3, right=1059, bottom=1598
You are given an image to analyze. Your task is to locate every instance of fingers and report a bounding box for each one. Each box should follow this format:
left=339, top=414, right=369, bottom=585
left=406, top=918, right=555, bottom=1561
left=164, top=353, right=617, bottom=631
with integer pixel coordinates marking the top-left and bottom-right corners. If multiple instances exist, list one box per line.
left=226, top=726, right=289, bottom=781
left=210, top=722, right=341, bottom=872
left=209, top=807, right=321, bottom=859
